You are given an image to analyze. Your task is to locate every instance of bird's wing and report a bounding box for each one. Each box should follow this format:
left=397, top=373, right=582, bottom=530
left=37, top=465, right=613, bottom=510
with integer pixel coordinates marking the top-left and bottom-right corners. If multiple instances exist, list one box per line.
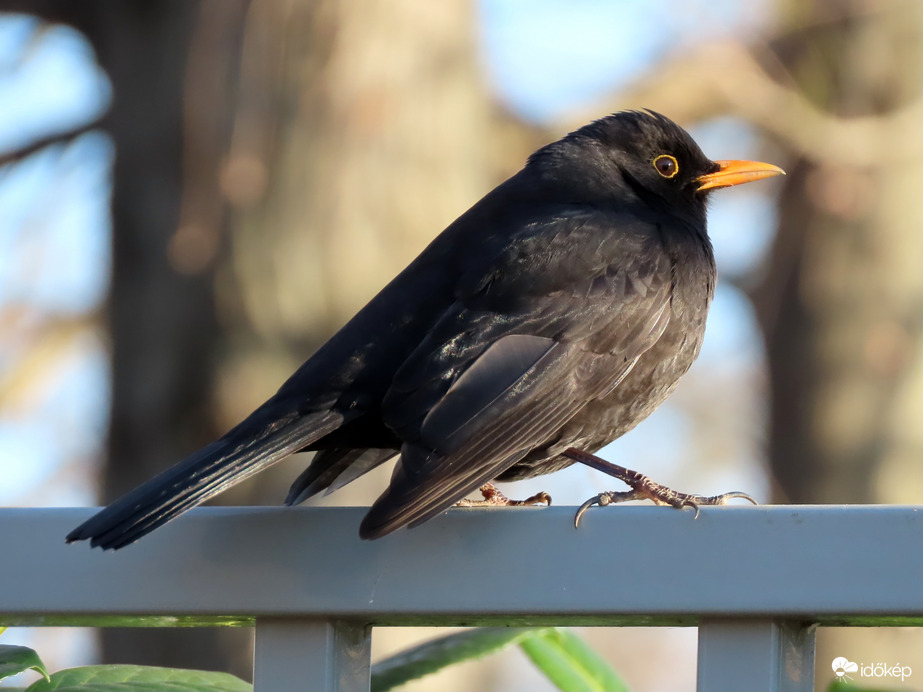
left=360, top=213, right=674, bottom=538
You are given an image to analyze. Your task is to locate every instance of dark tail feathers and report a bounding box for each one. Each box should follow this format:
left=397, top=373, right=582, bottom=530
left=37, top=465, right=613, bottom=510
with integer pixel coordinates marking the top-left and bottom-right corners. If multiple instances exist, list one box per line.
left=67, top=410, right=344, bottom=550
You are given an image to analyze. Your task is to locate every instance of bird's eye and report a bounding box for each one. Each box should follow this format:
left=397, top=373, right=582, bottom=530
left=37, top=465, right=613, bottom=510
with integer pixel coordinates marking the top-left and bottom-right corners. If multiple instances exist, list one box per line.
left=653, top=154, right=679, bottom=179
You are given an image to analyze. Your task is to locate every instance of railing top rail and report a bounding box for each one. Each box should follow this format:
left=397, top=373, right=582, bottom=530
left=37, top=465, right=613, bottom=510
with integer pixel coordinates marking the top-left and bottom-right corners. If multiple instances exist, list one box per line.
left=2, top=505, right=920, bottom=627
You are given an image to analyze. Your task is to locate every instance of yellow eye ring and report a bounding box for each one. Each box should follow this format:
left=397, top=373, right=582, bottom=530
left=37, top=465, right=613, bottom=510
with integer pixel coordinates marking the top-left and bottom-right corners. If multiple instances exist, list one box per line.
left=653, top=154, right=679, bottom=179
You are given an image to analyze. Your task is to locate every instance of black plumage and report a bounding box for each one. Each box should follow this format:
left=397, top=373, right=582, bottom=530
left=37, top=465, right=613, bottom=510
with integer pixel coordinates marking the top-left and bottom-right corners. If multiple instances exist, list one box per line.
left=67, top=110, right=782, bottom=549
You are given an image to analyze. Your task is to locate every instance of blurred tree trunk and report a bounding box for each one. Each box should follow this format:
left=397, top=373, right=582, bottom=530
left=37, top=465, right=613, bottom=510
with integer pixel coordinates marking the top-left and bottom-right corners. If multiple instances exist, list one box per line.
left=95, top=2, right=253, bottom=676
left=754, top=0, right=923, bottom=677
left=29, top=0, right=253, bottom=677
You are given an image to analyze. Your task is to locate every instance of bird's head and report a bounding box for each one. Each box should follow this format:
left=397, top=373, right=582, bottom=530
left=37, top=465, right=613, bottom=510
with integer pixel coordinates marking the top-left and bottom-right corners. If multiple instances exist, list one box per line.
left=529, top=110, right=784, bottom=226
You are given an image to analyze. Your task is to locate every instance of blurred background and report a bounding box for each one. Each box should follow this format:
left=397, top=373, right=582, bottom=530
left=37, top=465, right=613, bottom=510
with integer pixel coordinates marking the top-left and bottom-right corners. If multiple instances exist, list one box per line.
left=1, top=0, right=922, bottom=690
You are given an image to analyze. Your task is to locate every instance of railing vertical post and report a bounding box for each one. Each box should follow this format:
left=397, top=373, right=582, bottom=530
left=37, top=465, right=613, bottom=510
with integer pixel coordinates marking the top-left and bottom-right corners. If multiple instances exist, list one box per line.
left=697, top=619, right=816, bottom=692
left=253, top=617, right=372, bottom=692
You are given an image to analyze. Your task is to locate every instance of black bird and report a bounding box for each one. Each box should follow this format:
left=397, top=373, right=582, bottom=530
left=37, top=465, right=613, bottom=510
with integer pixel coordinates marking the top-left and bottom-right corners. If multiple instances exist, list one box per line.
left=67, top=110, right=783, bottom=550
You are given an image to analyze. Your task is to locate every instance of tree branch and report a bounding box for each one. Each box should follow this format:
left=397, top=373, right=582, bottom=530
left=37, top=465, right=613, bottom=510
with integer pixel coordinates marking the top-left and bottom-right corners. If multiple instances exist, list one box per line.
left=0, top=118, right=105, bottom=169
left=563, top=41, right=922, bottom=167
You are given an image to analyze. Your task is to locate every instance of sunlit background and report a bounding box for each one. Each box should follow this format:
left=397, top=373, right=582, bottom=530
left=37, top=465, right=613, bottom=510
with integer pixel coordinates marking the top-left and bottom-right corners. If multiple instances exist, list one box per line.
left=2, top=1, right=922, bottom=690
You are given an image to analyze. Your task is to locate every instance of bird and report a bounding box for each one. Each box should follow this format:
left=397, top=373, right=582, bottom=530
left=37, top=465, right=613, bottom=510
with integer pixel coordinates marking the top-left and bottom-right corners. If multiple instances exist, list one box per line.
left=67, top=110, right=783, bottom=550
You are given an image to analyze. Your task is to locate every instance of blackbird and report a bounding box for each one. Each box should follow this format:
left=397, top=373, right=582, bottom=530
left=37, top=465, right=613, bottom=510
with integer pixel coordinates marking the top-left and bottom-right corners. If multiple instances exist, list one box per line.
left=67, top=110, right=783, bottom=550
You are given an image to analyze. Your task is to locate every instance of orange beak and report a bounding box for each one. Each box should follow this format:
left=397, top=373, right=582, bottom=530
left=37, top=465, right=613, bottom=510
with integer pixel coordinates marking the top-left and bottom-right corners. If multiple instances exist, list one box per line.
left=695, top=160, right=785, bottom=192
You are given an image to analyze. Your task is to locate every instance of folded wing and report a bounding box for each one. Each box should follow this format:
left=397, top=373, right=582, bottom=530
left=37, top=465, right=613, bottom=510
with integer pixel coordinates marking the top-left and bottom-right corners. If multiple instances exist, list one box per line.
left=360, top=213, right=674, bottom=538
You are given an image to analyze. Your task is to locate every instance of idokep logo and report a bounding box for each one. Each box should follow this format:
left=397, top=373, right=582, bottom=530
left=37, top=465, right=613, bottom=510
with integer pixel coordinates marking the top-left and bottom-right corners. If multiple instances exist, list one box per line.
left=832, top=656, right=912, bottom=683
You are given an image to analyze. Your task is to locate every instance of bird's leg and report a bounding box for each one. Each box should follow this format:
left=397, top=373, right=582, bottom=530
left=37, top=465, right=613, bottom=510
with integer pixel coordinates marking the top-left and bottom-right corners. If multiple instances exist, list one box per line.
left=563, top=448, right=756, bottom=527
left=455, top=482, right=552, bottom=508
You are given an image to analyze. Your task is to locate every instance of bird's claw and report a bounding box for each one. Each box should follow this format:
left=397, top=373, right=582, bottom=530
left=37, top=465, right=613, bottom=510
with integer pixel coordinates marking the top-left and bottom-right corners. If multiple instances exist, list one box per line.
left=681, top=498, right=701, bottom=520
left=574, top=495, right=600, bottom=528
left=456, top=482, right=552, bottom=508
left=574, top=490, right=634, bottom=527
left=574, top=495, right=598, bottom=528
left=565, top=448, right=758, bottom=528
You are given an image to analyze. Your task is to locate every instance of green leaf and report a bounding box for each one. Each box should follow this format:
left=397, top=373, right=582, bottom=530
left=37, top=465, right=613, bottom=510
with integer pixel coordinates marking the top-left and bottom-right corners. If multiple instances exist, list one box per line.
left=826, top=679, right=901, bottom=692
left=25, top=665, right=251, bottom=691
left=0, top=645, right=49, bottom=683
left=519, top=629, right=627, bottom=692
left=372, top=627, right=551, bottom=692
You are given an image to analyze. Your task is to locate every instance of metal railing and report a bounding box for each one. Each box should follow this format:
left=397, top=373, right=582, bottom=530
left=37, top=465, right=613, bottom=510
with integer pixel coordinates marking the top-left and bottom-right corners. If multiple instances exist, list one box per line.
left=2, top=505, right=921, bottom=691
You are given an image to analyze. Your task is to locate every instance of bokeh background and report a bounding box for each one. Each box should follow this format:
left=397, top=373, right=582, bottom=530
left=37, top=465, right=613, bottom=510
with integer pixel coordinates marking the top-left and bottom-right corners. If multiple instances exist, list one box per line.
left=2, top=0, right=922, bottom=690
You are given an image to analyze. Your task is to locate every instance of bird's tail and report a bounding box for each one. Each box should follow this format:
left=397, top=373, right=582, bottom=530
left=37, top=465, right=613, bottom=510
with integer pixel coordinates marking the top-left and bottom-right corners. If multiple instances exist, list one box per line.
left=66, top=409, right=344, bottom=550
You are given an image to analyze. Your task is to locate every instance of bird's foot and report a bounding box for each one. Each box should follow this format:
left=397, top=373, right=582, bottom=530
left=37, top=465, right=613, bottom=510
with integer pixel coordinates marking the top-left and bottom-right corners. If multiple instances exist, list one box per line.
left=563, top=448, right=756, bottom=527
left=455, top=482, right=552, bottom=508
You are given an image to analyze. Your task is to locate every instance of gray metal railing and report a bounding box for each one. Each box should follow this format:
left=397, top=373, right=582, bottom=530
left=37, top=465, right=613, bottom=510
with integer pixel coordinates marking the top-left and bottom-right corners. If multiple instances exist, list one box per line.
left=2, top=505, right=921, bottom=691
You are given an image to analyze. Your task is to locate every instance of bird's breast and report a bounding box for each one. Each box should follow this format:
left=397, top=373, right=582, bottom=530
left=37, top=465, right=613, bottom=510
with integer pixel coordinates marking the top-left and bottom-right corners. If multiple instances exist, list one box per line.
left=498, top=234, right=716, bottom=481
